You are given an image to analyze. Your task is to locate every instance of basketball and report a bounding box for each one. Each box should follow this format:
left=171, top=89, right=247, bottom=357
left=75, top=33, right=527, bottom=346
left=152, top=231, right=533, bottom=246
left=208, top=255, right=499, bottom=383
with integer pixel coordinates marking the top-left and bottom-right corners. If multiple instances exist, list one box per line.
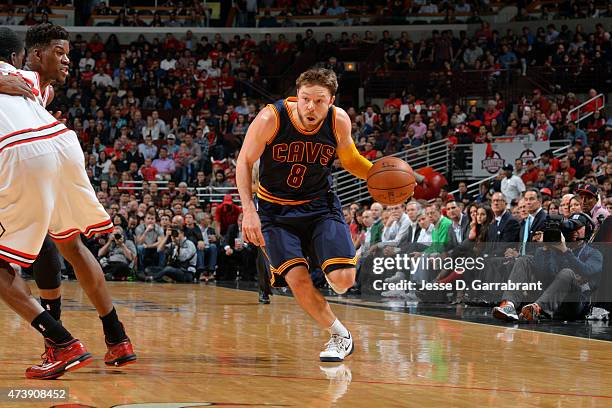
left=367, top=157, right=417, bottom=205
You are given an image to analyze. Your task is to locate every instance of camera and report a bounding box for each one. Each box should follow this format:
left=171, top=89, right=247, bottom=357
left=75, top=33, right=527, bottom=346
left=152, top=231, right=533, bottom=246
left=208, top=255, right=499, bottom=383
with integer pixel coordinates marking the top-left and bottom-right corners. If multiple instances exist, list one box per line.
left=170, top=228, right=180, bottom=238
left=542, top=215, right=581, bottom=242
left=114, top=233, right=123, bottom=240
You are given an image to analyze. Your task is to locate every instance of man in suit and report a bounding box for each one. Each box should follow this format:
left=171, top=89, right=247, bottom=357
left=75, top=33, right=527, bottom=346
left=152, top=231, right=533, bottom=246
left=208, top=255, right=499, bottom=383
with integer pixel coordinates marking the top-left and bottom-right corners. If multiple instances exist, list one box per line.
left=507, top=188, right=547, bottom=257
left=446, top=200, right=470, bottom=250
left=220, top=213, right=257, bottom=281
left=390, top=201, right=422, bottom=251
left=487, top=192, right=520, bottom=256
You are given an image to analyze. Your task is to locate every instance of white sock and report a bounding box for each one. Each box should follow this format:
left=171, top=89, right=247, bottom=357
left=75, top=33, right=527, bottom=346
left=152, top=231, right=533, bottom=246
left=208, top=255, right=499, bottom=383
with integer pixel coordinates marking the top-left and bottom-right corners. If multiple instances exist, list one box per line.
left=329, top=319, right=349, bottom=337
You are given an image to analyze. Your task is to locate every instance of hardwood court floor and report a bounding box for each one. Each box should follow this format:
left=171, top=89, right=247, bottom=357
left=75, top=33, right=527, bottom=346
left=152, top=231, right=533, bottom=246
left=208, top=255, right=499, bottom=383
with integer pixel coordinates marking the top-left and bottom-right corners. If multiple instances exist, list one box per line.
left=0, top=281, right=611, bottom=408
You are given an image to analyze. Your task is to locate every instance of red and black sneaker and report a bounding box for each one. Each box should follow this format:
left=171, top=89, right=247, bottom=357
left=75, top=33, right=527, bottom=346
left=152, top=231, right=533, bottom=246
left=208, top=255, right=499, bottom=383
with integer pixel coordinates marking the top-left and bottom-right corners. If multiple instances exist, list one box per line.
left=25, top=339, right=93, bottom=380
left=520, top=303, right=542, bottom=322
left=104, top=338, right=137, bottom=367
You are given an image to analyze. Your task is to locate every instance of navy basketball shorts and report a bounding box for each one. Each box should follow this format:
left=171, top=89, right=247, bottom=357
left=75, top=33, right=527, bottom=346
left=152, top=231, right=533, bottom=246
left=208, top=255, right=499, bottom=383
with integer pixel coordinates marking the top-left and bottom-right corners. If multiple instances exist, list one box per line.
left=257, top=193, right=356, bottom=288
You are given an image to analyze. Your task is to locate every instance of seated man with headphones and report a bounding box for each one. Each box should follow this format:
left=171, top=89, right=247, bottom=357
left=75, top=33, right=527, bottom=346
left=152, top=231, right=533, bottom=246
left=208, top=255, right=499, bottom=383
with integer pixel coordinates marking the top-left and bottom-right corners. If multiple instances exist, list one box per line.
left=493, top=212, right=603, bottom=322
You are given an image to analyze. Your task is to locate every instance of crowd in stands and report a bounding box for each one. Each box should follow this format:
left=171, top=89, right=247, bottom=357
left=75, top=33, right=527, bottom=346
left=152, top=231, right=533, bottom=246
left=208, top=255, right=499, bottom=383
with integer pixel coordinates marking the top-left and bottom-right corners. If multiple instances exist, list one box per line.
left=350, top=177, right=610, bottom=322
left=3, top=0, right=611, bottom=27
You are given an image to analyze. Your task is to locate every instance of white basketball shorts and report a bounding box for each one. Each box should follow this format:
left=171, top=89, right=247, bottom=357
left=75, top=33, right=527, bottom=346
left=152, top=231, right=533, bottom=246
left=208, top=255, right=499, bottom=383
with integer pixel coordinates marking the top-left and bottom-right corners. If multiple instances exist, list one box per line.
left=0, top=126, right=112, bottom=267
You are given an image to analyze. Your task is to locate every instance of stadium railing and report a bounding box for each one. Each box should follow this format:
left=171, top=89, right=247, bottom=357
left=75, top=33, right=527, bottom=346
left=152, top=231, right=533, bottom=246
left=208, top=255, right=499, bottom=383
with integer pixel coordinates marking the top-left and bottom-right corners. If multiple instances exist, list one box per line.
left=567, top=93, right=606, bottom=125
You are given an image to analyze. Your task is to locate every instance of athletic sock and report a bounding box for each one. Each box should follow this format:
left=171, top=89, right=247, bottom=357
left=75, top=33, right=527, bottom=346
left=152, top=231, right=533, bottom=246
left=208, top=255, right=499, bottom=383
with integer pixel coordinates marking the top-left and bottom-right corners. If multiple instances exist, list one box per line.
left=40, top=296, right=61, bottom=322
left=100, top=307, right=127, bottom=344
left=329, top=319, right=349, bottom=338
left=31, top=311, right=73, bottom=345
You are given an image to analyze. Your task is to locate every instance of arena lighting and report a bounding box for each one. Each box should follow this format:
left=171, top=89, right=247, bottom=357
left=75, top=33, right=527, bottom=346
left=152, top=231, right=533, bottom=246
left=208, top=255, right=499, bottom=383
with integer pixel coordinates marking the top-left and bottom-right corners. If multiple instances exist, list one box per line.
left=344, top=62, right=357, bottom=72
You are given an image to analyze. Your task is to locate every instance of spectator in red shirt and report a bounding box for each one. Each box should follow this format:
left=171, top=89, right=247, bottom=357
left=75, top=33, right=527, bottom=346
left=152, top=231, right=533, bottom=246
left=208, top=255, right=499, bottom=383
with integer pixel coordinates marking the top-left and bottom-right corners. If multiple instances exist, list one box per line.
left=361, top=142, right=378, bottom=160
left=584, top=88, right=604, bottom=112
left=532, top=89, right=550, bottom=115
left=521, top=159, right=539, bottom=184
left=383, top=92, right=402, bottom=111
left=539, top=150, right=560, bottom=174
left=483, top=100, right=501, bottom=127
left=215, top=194, right=242, bottom=236
left=140, top=158, right=158, bottom=181
left=558, top=156, right=576, bottom=179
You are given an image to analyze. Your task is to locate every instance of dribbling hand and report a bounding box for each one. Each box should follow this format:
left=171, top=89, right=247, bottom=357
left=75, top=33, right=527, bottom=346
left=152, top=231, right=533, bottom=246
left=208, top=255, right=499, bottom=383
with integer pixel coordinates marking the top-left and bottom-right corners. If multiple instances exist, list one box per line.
left=242, top=210, right=265, bottom=247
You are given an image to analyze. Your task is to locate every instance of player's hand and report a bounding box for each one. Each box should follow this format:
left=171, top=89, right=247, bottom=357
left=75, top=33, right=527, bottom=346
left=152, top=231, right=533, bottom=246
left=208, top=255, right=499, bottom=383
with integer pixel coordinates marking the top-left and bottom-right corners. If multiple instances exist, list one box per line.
left=197, top=241, right=206, bottom=250
left=0, top=75, right=35, bottom=100
left=242, top=209, right=265, bottom=246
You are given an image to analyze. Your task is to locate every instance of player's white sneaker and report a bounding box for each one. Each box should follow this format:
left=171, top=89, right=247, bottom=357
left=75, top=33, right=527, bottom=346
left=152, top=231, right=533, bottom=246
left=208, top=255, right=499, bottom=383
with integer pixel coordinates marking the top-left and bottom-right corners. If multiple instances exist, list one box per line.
left=319, top=332, right=354, bottom=362
left=319, top=364, right=352, bottom=403
left=325, top=274, right=348, bottom=295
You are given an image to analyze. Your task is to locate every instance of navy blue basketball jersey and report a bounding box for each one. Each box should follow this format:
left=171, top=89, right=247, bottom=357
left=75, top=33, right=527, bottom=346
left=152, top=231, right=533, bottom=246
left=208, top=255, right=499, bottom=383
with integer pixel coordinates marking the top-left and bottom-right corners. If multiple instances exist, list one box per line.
left=257, top=97, right=338, bottom=204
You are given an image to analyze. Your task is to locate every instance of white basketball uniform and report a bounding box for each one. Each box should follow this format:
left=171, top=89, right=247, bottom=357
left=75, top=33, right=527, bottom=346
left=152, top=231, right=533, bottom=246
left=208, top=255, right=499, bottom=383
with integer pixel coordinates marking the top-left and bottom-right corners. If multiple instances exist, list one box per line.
left=0, top=62, right=112, bottom=267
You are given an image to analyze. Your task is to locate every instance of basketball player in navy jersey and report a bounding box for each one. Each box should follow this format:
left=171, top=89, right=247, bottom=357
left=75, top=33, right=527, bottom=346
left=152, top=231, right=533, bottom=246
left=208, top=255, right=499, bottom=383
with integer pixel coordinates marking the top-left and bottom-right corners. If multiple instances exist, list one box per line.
left=237, top=69, right=374, bottom=362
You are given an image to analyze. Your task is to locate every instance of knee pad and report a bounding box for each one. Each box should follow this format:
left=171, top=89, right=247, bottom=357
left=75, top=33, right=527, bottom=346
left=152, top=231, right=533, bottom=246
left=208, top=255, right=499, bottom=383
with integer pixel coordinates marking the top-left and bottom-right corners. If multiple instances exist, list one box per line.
left=32, top=237, right=62, bottom=290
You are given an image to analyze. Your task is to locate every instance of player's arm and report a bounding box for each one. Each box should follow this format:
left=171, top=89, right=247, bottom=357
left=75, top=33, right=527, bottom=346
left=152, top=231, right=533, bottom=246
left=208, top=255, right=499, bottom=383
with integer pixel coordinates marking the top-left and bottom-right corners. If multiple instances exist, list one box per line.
left=334, top=107, right=373, bottom=180
left=236, top=105, right=277, bottom=246
left=0, top=74, right=35, bottom=99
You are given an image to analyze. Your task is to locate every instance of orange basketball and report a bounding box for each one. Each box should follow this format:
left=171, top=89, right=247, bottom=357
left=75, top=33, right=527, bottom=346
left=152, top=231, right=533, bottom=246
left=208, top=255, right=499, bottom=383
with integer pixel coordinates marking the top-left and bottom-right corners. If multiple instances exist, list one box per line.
left=367, top=157, right=416, bottom=205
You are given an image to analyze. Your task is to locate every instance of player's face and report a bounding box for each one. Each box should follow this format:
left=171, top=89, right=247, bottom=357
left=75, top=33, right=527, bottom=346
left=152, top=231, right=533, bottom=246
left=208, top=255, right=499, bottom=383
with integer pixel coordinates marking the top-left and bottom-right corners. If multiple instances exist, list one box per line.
left=31, top=39, right=70, bottom=85
left=296, top=85, right=334, bottom=130
left=10, top=48, right=26, bottom=69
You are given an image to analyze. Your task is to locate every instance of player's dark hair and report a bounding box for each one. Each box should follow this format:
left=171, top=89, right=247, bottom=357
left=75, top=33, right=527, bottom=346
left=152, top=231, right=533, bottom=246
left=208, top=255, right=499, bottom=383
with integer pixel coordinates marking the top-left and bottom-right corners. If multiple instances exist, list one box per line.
left=0, top=27, right=24, bottom=62
left=25, top=23, right=69, bottom=51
